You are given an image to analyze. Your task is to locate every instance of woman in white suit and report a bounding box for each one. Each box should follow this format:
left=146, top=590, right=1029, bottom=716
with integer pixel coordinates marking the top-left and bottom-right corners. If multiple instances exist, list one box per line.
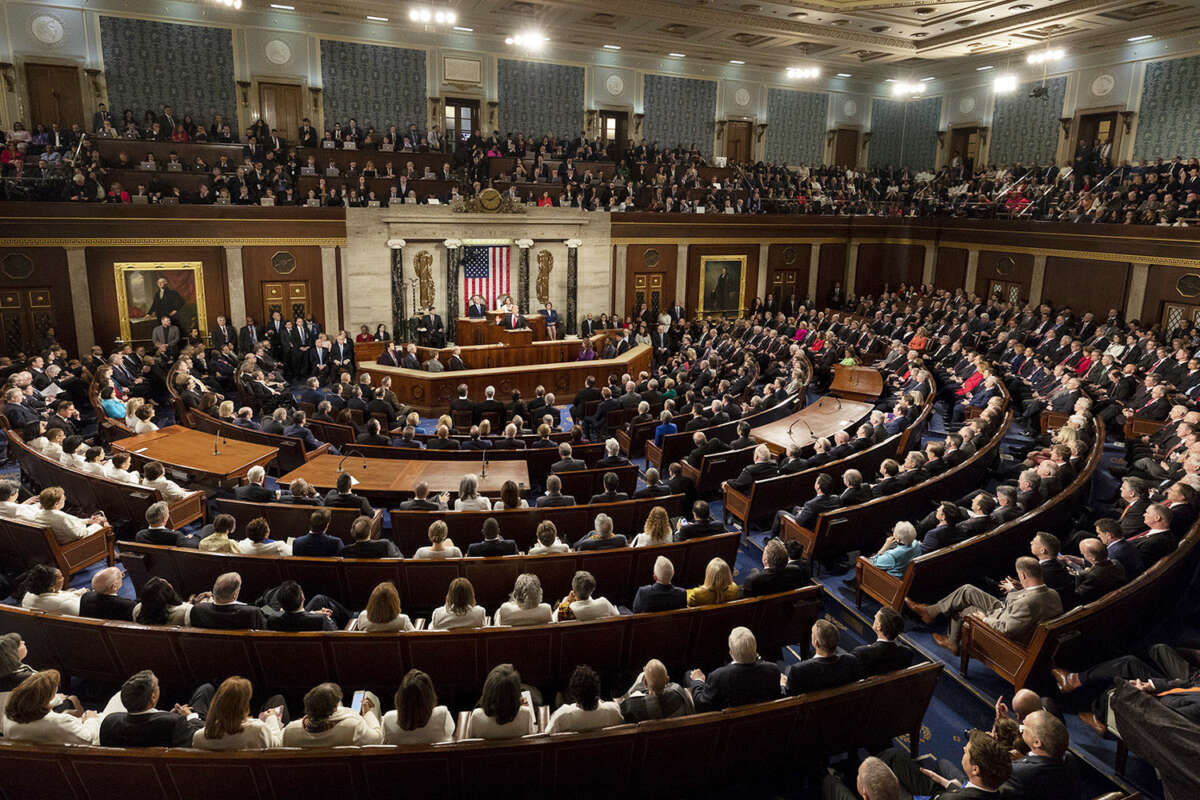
left=2, top=669, right=102, bottom=744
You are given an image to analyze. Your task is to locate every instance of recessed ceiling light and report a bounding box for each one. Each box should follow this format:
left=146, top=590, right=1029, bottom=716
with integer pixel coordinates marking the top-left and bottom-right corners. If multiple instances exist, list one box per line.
left=367, top=15, right=389, bottom=22
left=920, top=76, right=935, bottom=81
left=452, top=25, right=473, bottom=32
left=885, top=78, right=897, bottom=82
left=603, top=44, right=622, bottom=50
left=837, top=72, right=852, bottom=77
left=729, top=59, right=745, bottom=64
left=976, top=64, right=995, bottom=70
left=269, top=3, right=294, bottom=9
left=1127, top=34, right=1152, bottom=41
left=669, top=52, right=687, bottom=57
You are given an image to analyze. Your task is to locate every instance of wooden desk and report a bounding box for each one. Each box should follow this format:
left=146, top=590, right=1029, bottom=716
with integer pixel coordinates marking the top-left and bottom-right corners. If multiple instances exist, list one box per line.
left=279, top=454, right=529, bottom=500
left=830, top=365, right=885, bottom=403
left=752, top=397, right=877, bottom=454
left=355, top=333, right=614, bottom=370
left=112, top=425, right=278, bottom=484
left=360, top=343, right=650, bottom=417
left=458, top=312, right=547, bottom=345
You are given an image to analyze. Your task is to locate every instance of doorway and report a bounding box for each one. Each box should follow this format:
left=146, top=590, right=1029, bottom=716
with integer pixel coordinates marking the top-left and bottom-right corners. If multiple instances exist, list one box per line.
left=0, top=286, right=56, bottom=354
left=262, top=280, right=310, bottom=324
left=726, top=121, right=752, bottom=163
left=833, top=129, right=859, bottom=169
left=25, top=64, right=84, bottom=129
left=989, top=280, right=1022, bottom=306
left=948, top=126, right=980, bottom=176
left=599, top=110, right=628, bottom=159
left=630, top=272, right=665, bottom=319
left=445, top=98, right=480, bottom=146
left=1075, top=110, right=1118, bottom=172
left=258, top=82, right=304, bottom=140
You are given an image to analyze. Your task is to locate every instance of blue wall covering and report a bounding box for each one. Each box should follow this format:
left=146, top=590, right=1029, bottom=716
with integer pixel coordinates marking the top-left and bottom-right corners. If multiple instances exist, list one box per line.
left=765, top=88, right=828, bottom=165
left=99, top=17, right=237, bottom=134
left=868, top=96, right=941, bottom=170
left=1134, top=55, right=1200, bottom=160
left=643, top=74, right=717, bottom=156
left=498, top=60, right=584, bottom=138
left=988, top=76, right=1067, bottom=166
left=319, top=40, right=426, bottom=131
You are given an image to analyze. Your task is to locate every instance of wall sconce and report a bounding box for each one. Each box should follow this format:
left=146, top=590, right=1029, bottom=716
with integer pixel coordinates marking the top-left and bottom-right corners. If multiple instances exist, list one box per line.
left=487, top=100, right=498, bottom=127
left=633, top=113, right=644, bottom=136
left=236, top=80, right=252, bottom=107
left=826, top=129, right=838, bottom=147
left=1119, top=110, right=1135, bottom=134
left=715, top=120, right=727, bottom=140
left=1059, top=117, right=1072, bottom=137
left=977, top=126, right=989, bottom=145
left=84, top=68, right=103, bottom=98
left=861, top=132, right=873, bottom=149
left=0, top=63, right=15, bottom=93
left=936, top=130, right=946, bottom=146
left=755, top=123, right=767, bottom=142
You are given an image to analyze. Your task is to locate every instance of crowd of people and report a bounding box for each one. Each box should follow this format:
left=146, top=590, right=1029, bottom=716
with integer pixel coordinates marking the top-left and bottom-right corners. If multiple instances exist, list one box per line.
left=2, top=101, right=1197, bottom=222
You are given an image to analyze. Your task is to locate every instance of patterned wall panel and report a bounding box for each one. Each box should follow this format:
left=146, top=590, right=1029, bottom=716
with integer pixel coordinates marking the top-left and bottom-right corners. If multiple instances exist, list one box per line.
left=498, top=59, right=584, bottom=138
left=319, top=39, right=426, bottom=130
left=643, top=74, right=717, bottom=156
left=1134, top=55, right=1200, bottom=160
left=765, top=88, right=828, bottom=165
left=98, top=16, right=237, bottom=134
left=868, top=96, right=940, bottom=170
left=988, top=76, right=1067, bottom=166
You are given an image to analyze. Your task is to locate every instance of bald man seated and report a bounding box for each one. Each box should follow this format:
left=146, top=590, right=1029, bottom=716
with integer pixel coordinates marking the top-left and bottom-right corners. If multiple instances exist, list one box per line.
left=78, top=566, right=135, bottom=621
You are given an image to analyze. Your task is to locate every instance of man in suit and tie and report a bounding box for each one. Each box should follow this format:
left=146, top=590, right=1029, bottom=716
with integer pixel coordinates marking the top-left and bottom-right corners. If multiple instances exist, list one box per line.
left=500, top=309, right=527, bottom=330
left=632, top=556, right=687, bottom=613
left=466, top=517, right=519, bottom=556
left=400, top=343, right=421, bottom=370
left=686, top=627, right=782, bottom=712
left=419, top=305, right=445, bottom=347
left=298, top=118, right=318, bottom=148
left=466, top=296, right=487, bottom=318
left=724, top=445, right=779, bottom=493
left=308, top=340, right=332, bottom=381
left=99, top=670, right=212, bottom=748
left=906, top=557, right=1063, bottom=656
left=188, top=572, right=268, bottom=630
left=234, top=466, right=279, bottom=503
left=238, top=317, right=261, bottom=353
left=852, top=608, right=916, bottom=678
left=473, top=384, right=505, bottom=424
left=579, top=313, right=598, bottom=337
left=536, top=474, right=576, bottom=507
left=783, top=619, right=863, bottom=695
left=210, top=315, right=236, bottom=352
left=446, top=346, right=466, bottom=371
left=1067, top=537, right=1128, bottom=605
left=771, top=472, right=841, bottom=538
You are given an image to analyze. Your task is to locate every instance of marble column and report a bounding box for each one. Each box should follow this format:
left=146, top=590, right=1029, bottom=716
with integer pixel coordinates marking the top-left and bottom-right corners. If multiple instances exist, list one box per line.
left=846, top=241, right=860, bottom=296
left=757, top=242, right=769, bottom=303
left=1029, top=254, right=1047, bottom=306
left=320, top=246, right=339, bottom=331
left=676, top=244, right=689, bottom=307
left=964, top=249, right=980, bottom=296
left=444, top=239, right=463, bottom=342
left=515, top=238, right=534, bottom=314
left=224, top=245, right=247, bottom=326
left=922, top=245, right=936, bottom=286
left=807, top=245, right=820, bottom=302
left=1125, top=263, right=1149, bottom=322
left=613, top=245, right=628, bottom=315
left=387, top=239, right=406, bottom=342
left=65, top=248, right=95, bottom=353
left=565, top=238, right=581, bottom=333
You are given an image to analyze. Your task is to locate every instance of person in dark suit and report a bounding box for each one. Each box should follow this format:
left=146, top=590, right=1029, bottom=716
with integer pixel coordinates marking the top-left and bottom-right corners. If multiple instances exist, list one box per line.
left=584, top=387, right=621, bottom=440
left=426, top=425, right=461, bottom=450
left=676, top=500, right=726, bottom=540
left=473, top=386, right=505, bottom=424
left=1001, top=711, right=1082, bottom=800
left=340, top=516, right=401, bottom=559
left=500, top=310, right=527, bottom=329
left=148, top=276, right=185, bottom=323
left=466, top=517, right=518, bottom=557
left=686, top=431, right=730, bottom=468
left=686, top=626, right=782, bottom=711
left=264, top=580, right=339, bottom=631
left=292, top=509, right=345, bottom=557
left=466, top=297, right=487, bottom=318
left=1069, top=537, right=1127, bottom=605
left=356, top=418, right=392, bottom=446
left=210, top=316, right=236, bottom=352
left=1129, top=503, right=1176, bottom=565
left=574, top=513, right=629, bottom=551
left=742, top=539, right=810, bottom=597
left=400, top=344, right=421, bottom=371
left=588, top=471, right=629, bottom=504
left=550, top=442, right=587, bottom=473
left=189, top=573, right=268, bottom=630
left=323, top=473, right=373, bottom=516
left=99, top=670, right=211, bottom=748
left=879, top=729, right=1014, bottom=799
left=419, top=306, right=445, bottom=348
left=724, top=445, right=779, bottom=493
left=783, top=619, right=863, bottom=695
left=283, top=411, right=325, bottom=452
left=78, top=566, right=135, bottom=621
left=632, top=555, right=687, bottom=613
left=1031, top=531, right=1074, bottom=602
left=134, top=501, right=199, bottom=548
left=851, top=607, right=916, bottom=678
left=536, top=474, right=576, bottom=507
left=238, top=319, right=261, bottom=353
left=394, top=482, right=449, bottom=511
left=633, top=467, right=671, bottom=498
left=667, top=462, right=697, bottom=508
left=771, top=472, right=841, bottom=538
left=234, top=465, right=278, bottom=502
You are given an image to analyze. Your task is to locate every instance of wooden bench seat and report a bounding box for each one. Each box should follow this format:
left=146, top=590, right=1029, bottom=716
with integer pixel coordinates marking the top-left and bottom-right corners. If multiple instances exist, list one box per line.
left=617, top=410, right=690, bottom=458
left=959, top=524, right=1200, bottom=692
left=782, top=409, right=1012, bottom=565
left=681, top=444, right=757, bottom=497
left=0, top=516, right=114, bottom=579
left=0, top=586, right=821, bottom=694
left=856, top=416, right=1104, bottom=613
left=118, top=531, right=741, bottom=613
left=184, top=410, right=330, bottom=473
left=0, top=661, right=941, bottom=800
left=389, top=494, right=686, bottom=553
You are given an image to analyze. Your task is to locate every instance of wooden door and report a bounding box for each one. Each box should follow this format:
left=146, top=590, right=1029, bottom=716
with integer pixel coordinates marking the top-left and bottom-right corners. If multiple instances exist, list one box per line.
left=834, top=129, right=858, bottom=168
left=599, top=111, right=628, bottom=158
left=0, top=286, right=55, bottom=354
left=726, top=121, right=752, bottom=163
left=445, top=98, right=480, bottom=147
left=988, top=280, right=1022, bottom=305
left=769, top=269, right=803, bottom=302
left=631, top=273, right=665, bottom=319
left=258, top=82, right=304, bottom=140
left=263, top=280, right=310, bottom=323
left=25, top=64, right=84, bottom=129
left=1162, top=303, right=1200, bottom=332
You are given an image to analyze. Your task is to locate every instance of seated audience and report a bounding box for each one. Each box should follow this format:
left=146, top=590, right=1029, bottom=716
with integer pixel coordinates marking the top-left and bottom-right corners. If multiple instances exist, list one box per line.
left=430, top=577, right=486, bottom=630
left=686, top=557, right=739, bottom=606
left=528, top=519, right=569, bottom=554
left=686, top=627, right=782, bottom=711
left=554, top=570, right=618, bottom=621
left=413, top=520, right=463, bottom=559
left=281, top=682, right=381, bottom=746
left=352, top=581, right=414, bottom=632
left=783, top=619, right=863, bottom=695
left=382, top=669, right=455, bottom=744
left=618, top=658, right=695, bottom=721
left=633, top=556, right=686, bottom=613
left=494, top=573, right=553, bottom=626
left=544, top=665, right=623, bottom=733
left=468, top=664, right=535, bottom=739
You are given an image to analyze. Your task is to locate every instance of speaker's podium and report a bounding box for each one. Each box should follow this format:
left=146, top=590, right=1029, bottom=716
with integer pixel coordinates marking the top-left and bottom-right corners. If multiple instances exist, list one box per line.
left=457, top=311, right=546, bottom=345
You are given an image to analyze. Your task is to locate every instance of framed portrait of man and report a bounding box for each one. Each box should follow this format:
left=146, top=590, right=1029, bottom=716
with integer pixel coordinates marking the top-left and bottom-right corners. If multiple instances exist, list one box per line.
left=697, top=255, right=747, bottom=316
left=113, top=262, right=207, bottom=343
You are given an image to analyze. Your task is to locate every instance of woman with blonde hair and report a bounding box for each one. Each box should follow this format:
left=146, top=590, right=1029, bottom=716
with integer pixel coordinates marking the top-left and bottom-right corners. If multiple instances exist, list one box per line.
left=430, top=577, right=485, bottom=630
left=686, top=557, right=740, bottom=607
left=413, top=520, right=462, bottom=559
left=2, top=669, right=100, bottom=744
left=631, top=506, right=672, bottom=547
left=494, top=574, right=552, bottom=626
left=192, top=675, right=285, bottom=750
left=123, top=396, right=145, bottom=428
left=353, top=582, right=413, bottom=632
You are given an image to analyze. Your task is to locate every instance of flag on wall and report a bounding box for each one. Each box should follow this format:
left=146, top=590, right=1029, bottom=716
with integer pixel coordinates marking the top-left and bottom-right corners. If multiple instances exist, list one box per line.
left=463, top=245, right=511, bottom=308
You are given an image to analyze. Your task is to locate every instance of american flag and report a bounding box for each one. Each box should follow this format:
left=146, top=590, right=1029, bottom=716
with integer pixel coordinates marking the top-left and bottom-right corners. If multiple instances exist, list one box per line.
left=463, top=245, right=511, bottom=308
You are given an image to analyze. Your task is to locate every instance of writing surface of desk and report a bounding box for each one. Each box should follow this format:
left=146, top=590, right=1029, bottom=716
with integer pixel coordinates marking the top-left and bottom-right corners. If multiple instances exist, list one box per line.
left=830, top=365, right=885, bottom=403
left=458, top=312, right=546, bottom=345
left=279, top=455, right=529, bottom=500
left=752, top=397, right=876, bottom=454
left=112, top=425, right=278, bottom=484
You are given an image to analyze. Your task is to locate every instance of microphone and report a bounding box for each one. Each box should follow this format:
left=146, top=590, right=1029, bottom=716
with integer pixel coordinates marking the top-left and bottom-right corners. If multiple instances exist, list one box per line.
left=212, top=425, right=221, bottom=455
left=337, top=448, right=368, bottom=474
left=481, top=450, right=488, bottom=479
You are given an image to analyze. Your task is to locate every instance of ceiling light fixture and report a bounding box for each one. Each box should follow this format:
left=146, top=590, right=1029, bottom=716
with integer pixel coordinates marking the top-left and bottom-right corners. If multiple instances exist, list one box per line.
left=836, top=72, right=852, bottom=77
left=1127, top=34, right=1152, bottom=42
left=890, top=80, right=927, bottom=97
left=409, top=6, right=456, bottom=25
left=1026, top=47, right=1064, bottom=64
left=669, top=52, right=687, bottom=57
left=786, top=66, right=820, bottom=79
left=506, top=31, right=548, bottom=50
left=453, top=26, right=473, bottom=32
left=367, top=15, right=389, bottom=21
left=219, top=0, right=243, bottom=8
left=976, top=64, right=995, bottom=71
left=729, top=59, right=745, bottom=64
left=920, top=76, right=935, bottom=81
left=269, top=3, right=294, bottom=9
left=603, top=44, right=622, bottom=50
left=993, top=73, right=1018, bottom=93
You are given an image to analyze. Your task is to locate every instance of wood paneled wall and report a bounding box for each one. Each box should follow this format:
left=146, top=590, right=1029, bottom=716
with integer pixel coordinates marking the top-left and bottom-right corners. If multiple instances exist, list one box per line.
left=684, top=243, right=760, bottom=314
left=241, top=246, right=327, bottom=328
left=765, top=243, right=811, bottom=307
left=84, top=247, right=229, bottom=347
left=816, top=244, right=846, bottom=307
left=854, top=243, right=924, bottom=297
left=1042, top=257, right=1130, bottom=316
left=0, top=248, right=78, bottom=356
left=624, top=244, right=678, bottom=318
left=1141, top=264, right=1200, bottom=326
left=934, top=248, right=968, bottom=291
left=975, top=250, right=1034, bottom=300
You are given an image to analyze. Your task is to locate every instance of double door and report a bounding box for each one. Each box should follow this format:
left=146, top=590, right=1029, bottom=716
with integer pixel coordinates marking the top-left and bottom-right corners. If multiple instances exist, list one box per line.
left=0, top=287, right=55, bottom=354
left=263, top=280, right=310, bottom=323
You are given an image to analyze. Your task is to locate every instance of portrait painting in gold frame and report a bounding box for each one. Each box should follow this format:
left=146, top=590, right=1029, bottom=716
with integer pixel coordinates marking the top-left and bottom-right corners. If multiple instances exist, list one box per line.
left=697, top=254, right=748, bottom=316
left=113, top=262, right=208, bottom=343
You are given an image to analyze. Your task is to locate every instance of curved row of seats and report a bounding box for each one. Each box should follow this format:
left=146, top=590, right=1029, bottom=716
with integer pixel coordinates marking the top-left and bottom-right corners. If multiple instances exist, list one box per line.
left=0, top=660, right=942, bottom=800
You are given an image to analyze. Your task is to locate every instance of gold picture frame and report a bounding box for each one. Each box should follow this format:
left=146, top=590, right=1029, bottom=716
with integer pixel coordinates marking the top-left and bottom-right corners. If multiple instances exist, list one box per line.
left=697, top=254, right=748, bottom=315
left=113, top=261, right=208, bottom=343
